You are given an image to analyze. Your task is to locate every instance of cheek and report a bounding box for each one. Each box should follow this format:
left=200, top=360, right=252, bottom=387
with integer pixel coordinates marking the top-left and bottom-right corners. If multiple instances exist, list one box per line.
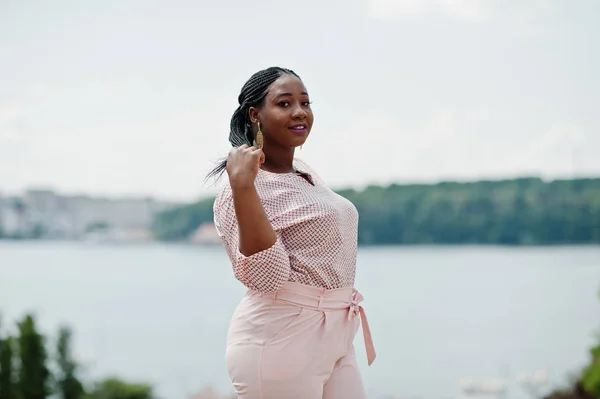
left=265, top=110, right=289, bottom=128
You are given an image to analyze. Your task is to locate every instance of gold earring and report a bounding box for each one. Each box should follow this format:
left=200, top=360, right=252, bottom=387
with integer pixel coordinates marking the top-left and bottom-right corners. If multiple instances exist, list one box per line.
left=255, top=121, right=264, bottom=149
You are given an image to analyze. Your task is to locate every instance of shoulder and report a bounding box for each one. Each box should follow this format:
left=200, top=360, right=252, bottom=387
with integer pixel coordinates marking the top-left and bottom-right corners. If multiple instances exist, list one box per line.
left=293, top=157, right=325, bottom=184
left=293, top=157, right=314, bottom=173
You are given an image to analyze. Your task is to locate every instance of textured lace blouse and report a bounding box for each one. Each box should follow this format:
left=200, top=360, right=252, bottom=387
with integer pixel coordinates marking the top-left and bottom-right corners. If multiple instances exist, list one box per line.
left=213, top=158, right=359, bottom=293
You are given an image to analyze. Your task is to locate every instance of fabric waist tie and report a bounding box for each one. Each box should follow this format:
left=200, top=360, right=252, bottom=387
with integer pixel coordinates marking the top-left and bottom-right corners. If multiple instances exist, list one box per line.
left=267, top=281, right=377, bottom=366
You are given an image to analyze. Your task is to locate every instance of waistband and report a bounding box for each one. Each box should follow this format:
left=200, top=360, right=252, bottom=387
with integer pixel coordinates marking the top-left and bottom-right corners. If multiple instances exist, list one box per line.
left=260, top=281, right=376, bottom=366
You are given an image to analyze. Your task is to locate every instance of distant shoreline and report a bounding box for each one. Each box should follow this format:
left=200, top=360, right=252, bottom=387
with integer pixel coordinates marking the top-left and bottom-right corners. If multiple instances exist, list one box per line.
left=1, top=238, right=598, bottom=248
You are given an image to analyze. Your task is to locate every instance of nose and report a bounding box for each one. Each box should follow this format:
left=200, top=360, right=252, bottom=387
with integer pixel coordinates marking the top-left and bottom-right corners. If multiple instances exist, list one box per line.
left=292, top=103, right=308, bottom=120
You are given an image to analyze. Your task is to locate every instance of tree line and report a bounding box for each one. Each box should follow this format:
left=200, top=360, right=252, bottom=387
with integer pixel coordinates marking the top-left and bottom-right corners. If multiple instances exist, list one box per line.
left=152, top=177, right=600, bottom=245
left=0, top=313, right=154, bottom=399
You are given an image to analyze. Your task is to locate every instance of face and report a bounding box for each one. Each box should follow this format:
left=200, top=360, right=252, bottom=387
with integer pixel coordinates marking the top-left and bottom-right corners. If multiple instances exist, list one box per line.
left=249, top=74, right=314, bottom=150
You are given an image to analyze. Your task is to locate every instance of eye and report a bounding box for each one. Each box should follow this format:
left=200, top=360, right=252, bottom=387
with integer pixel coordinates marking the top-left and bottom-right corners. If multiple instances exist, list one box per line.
left=278, top=101, right=290, bottom=107
left=302, top=101, right=312, bottom=106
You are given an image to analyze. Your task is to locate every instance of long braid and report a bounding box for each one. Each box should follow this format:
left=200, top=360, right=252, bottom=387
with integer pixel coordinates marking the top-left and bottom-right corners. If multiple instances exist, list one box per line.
left=205, top=67, right=300, bottom=182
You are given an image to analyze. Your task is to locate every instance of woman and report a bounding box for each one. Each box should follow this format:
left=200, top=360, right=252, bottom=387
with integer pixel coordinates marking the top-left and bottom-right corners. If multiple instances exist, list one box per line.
left=209, top=66, right=376, bottom=398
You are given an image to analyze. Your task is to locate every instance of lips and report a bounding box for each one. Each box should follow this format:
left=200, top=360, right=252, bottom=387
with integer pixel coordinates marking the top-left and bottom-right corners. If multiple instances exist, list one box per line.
left=289, top=123, right=308, bottom=135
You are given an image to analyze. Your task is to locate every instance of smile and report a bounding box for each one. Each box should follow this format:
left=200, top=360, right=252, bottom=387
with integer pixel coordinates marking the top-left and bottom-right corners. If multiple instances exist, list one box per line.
left=289, top=124, right=308, bottom=135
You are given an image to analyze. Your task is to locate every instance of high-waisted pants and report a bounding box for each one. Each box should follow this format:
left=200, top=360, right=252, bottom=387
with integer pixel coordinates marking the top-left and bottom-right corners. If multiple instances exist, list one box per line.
left=225, top=281, right=376, bottom=398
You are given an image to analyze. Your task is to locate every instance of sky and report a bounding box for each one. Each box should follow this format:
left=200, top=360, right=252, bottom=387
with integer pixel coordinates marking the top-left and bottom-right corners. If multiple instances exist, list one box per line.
left=1, top=0, right=599, bottom=202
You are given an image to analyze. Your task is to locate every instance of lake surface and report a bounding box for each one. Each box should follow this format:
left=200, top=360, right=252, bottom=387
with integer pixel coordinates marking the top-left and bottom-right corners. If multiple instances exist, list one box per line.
left=1, top=242, right=599, bottom=399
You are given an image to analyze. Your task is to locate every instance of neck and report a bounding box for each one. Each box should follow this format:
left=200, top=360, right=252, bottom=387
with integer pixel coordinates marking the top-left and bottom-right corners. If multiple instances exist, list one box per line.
left=261, top=144, right=296, bottom=173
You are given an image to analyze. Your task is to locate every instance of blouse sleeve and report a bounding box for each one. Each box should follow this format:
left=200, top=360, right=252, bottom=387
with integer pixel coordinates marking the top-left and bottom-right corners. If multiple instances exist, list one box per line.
left=213, top=185, right=291, bottom=293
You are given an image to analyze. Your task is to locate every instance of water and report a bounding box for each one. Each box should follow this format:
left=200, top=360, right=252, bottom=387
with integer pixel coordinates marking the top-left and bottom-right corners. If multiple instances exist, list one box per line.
left=1, top=242, right=599, bottom=399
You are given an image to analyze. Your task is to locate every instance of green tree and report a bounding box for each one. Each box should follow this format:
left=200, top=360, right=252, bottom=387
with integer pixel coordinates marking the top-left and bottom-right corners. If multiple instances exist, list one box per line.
left=0, top=317, right=17, bottom=399
left=581, top=344, right=600, bottom=397
left=580, top=288, right=600, bottom=397
left=545, top=287, right=600, bottom=399
left=152, top=177, right=600, bottom=246
left=55, top=326, right=85, bottom=399
left=151, top=197, right=215, bottom=241
left=85, top=378, right=154, bottom=399
left=17, top=314, right=50, bottom=399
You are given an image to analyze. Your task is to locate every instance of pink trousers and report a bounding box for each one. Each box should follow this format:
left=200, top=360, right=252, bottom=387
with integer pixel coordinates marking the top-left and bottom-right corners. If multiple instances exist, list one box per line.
left=225, top=281, right=376, bottom=399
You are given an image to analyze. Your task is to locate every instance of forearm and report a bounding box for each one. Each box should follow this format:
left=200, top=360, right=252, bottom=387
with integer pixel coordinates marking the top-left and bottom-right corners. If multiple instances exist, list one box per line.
left=231, top=185, right=277, bottom=256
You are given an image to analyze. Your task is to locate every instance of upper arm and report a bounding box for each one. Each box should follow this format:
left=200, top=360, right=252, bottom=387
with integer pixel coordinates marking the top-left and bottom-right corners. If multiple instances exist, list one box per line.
left=213, top=184, right=293, bottom=293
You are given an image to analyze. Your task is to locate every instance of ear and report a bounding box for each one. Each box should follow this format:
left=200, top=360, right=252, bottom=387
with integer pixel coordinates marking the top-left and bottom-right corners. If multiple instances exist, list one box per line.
left=248, top=107, right=260, bottom=124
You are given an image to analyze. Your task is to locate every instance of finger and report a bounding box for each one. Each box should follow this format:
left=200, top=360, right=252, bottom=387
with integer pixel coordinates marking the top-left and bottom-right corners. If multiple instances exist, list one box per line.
left=239, top=144, right=249, bottom=149
left=251, top=148, right=265, bottom=164
left=230, top=145, right=244, bottom=154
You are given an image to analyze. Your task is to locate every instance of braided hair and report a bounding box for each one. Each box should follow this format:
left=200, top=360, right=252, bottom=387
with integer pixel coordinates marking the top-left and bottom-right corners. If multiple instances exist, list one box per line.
left=205, top=66, right=301, bottom=182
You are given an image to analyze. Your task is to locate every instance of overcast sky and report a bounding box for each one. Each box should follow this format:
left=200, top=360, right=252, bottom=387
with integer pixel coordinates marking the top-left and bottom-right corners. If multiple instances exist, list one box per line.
left=1, top=0, right=598, bottom=201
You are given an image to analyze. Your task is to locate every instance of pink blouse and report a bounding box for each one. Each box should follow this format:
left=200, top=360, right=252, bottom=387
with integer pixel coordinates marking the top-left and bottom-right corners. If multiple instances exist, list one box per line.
left=213, top=158, right=359, bottom=293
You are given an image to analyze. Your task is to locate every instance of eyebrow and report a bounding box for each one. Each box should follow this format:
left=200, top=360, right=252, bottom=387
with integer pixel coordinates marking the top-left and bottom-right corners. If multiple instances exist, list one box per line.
left=272, top=92, right=309, bottom=100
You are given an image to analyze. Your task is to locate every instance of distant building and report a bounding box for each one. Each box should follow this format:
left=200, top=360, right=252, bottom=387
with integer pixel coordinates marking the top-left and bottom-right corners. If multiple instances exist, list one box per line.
left=1, top=188, right=177, bottom=241
left=24, top=189, right=73, bottom=238
left=190, top=222, right=221, bottom=245
left=0, top=194, right=27, bottom=236
left=188, top=386, right=235, bottom=399
left=63, top=194, right=170, bottom=236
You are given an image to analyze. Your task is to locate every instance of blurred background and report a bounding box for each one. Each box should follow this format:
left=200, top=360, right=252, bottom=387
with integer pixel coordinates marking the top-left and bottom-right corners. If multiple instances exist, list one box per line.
left=1, top=1, right=599, bottom=398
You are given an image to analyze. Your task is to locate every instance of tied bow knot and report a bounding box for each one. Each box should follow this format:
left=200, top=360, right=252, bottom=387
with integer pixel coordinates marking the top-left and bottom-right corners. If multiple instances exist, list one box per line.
left=347, top=290, right=377, bottom=366
left=348, top=291, right=364, bottom=322
left=348, top=300, right=361, bottom=321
